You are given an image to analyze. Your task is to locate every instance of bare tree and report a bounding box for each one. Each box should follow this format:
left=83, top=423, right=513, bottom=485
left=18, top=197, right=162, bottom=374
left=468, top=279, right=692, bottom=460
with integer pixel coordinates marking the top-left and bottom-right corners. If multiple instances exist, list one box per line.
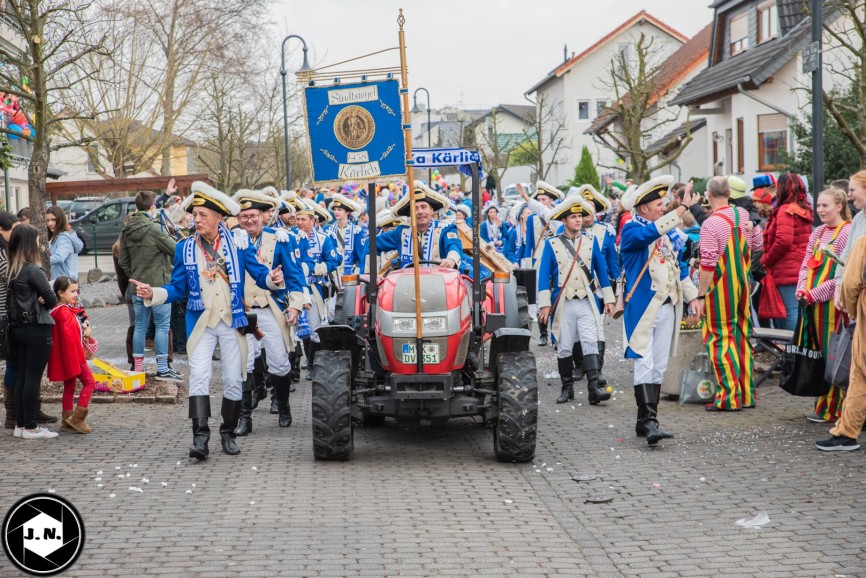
left=822, top=1, right=866, bottom=168
left=108, top=0, right=269, bottom=176
left=0, top=0, right=109, bottom=267
left=516, top=92, right=569, bottom=182
left=593, top=33, right=691, bottom=183
left=468, top=108, right=530, bottom=201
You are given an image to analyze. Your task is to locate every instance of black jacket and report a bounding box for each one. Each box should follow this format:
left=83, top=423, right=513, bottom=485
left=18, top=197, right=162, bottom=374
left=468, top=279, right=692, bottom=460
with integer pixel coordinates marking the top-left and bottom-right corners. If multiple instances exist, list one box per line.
left=8, top=262, right=57, bottom=326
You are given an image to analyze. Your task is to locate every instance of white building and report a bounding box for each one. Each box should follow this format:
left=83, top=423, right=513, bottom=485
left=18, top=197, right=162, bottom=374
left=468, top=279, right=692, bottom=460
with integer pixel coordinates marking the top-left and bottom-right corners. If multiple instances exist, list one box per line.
left=670, top=0, right=849, bottom=186
left=585, top=24, right=713, bottom=183
left=467, top=104, right=536, bottom=190
left=525, top=11, right=688, bottom=187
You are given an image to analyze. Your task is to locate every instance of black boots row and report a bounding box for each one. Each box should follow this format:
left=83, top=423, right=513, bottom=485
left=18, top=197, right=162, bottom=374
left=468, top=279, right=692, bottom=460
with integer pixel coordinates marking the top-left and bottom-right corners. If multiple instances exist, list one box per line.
left=572, top=341, right=608, bottom=387
left=555, top=354, right=610, bottom=405
left=634, top=383, right=673, bottom=445
left=537, top=320, right=548, bottom=347
left=235, top=371, right=293, bottom=436
left=188, top=395, right=243, bottom=460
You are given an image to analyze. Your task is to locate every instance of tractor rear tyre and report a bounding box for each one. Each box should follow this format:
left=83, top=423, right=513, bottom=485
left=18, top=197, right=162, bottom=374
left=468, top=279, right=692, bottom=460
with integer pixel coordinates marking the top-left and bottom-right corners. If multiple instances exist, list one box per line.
left=494, top=351, right=538, bottom=463
left=516, top=286, right=530, bottom=331
left=333, top=289, right=346, bottom=326
left=311, top=350, right=353, bottom=461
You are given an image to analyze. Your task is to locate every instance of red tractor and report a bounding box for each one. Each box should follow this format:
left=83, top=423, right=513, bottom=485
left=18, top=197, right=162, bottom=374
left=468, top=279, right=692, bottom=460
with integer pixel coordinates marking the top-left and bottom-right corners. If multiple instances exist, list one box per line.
left=311, top=163, right=537, bottom=462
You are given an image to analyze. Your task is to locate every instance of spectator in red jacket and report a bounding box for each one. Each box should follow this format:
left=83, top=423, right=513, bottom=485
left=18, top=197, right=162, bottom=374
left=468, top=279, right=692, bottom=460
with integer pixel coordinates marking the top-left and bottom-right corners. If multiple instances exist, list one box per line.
left=762, top=173, right=814, bottom=331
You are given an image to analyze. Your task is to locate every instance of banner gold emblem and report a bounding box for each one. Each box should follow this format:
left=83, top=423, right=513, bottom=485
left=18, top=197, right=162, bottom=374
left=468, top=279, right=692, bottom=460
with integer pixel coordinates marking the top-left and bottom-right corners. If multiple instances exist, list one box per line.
left=334, top=105, right=375, bottom=150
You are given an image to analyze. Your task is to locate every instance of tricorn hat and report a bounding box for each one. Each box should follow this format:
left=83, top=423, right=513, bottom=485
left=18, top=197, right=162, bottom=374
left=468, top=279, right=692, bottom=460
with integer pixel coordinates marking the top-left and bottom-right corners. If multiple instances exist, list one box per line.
left=182, top=181, right=240, bottom=217
left=392, top=181, right=451, bottom=217
left=621, top=176, right=673, bottom=212
left=569, top=184, right=610, bottom=213
left=548, top=194, right=595, bottom=221
left=232, top=189, right=279, bottom=212
left=533, top=180, right=565, bottom=201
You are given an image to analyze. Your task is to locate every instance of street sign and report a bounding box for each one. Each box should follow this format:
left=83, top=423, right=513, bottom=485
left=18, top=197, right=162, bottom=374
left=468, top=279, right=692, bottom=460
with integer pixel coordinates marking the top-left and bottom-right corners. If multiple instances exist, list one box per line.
left=802, top=41, right=820, bottom=74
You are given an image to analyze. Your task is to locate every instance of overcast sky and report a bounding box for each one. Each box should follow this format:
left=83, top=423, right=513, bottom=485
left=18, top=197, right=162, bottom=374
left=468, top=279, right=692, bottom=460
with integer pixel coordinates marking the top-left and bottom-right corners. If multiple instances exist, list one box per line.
left=273, top=1, right=714, bottom=109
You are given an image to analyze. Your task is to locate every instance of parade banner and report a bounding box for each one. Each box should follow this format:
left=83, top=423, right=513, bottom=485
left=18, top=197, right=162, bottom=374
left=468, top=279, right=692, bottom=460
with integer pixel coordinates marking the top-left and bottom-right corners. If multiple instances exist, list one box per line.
left=412, top=147, right=485, bottom=179
left=304, top=79, right=406, bottom=184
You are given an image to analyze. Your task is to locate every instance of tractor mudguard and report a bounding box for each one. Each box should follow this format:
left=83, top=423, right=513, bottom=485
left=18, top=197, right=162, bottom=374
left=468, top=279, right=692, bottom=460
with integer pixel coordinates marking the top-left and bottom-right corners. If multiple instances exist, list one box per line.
left=488, top=328, right=532, bottom=374
left=316, top=325, right=359, bottom=354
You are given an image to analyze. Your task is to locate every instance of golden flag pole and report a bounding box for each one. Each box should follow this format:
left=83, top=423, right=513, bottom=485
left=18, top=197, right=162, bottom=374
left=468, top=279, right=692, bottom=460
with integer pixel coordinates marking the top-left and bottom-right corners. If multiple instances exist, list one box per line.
left=397, top=8, right=423, bottom=369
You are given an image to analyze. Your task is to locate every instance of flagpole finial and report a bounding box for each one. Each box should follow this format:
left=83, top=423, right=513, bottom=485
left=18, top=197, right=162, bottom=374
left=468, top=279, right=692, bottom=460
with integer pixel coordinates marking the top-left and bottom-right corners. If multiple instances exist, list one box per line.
left=398, top=8, right=405, bottom=30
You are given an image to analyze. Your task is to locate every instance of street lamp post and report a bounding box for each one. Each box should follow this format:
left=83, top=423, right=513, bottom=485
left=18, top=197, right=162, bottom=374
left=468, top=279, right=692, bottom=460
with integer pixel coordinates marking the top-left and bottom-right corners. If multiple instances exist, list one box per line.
left=411, top=87, right=431, bottom=184
left=279, top=34, right=312, bottom=191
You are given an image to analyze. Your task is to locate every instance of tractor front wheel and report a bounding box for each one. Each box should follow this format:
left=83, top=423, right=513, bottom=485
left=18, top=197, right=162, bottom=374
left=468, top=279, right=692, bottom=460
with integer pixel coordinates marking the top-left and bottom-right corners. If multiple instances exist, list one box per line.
left=311, top=350, right=354, bottom=461
left=493, top=351, right=538, bottom=463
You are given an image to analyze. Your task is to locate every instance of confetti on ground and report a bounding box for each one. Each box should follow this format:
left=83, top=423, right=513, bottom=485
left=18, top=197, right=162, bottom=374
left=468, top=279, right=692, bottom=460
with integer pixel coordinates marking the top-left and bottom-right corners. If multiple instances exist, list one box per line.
left=185, top=489, right=192, bottom=494
left=128, top=487, right=144, bottom=493
left=250, top=501, right=256, bottom=505
left=95, top=477, right=102, bottom=482
left=141, top=478, right=149, bottom=484
left=251, top=466, right=258, bottom=471
left=115, top=466, right=121, bottom=470
left=48, top=489, right=55, bottom=493
left=97, top=484, right=103, bottom=488
left=699, top=477, right=706, bottom=482
left=652, top=482, right=661, bottom=488
left=176, top=461, right=181, bottom=466
left=109, top=494, right=116, bottom=498
left=96, top=470, right=102, bottom=475
left=503, top=499, right=513, bottom=504
left=161, top=482, right=168, bottom=487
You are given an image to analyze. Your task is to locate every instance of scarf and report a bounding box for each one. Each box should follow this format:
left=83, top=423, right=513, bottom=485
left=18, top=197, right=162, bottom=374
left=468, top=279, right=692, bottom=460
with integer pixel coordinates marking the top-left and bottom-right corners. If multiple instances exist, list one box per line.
left=333, top=222, right=356, bottom=274
left=400, top=222, right=436, bottom=267
left=183, top=221, right=247, bottom=329
left=632, top=213, right=687, bottom=253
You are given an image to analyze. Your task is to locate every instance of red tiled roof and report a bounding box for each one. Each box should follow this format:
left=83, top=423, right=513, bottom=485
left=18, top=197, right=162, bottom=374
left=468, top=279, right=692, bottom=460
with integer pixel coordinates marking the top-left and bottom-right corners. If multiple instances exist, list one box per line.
left=586, top=23, right=712, bottom=135
left=526, top=10, right=690, bottom=95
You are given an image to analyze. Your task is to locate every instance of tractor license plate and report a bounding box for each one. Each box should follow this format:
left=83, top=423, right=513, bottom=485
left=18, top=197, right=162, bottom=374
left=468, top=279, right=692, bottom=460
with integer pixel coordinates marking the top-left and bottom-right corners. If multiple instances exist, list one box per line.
left=402, top=343, right=440, bottom=364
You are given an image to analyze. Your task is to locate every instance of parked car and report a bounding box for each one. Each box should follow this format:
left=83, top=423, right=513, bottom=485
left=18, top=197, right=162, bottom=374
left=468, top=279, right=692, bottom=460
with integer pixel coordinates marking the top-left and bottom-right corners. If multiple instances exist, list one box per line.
left=45, top=200, right=73, bottom=213
left=71, top=196, right=136, bottom=253
left=67, top=197, right=106, bottom=221
left=501, top=182, right=535, bottom=213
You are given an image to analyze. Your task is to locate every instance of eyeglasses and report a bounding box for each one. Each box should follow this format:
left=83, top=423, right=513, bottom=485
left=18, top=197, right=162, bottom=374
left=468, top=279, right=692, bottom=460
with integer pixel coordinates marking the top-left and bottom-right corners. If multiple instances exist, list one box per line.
left=237, top=215, right=260, bottom=222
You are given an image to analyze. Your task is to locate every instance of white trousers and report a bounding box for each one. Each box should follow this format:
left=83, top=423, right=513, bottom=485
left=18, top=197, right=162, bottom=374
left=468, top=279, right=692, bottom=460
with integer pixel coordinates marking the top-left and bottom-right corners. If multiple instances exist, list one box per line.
left=189, top=321, right=243, bottom=401
left=556, top=297, right=599, bottom=359
left=307, top=299, right=326, bottom=344
left=632, top=302, right=675, bottom=385
left=245, top=307, right=291, bottom=376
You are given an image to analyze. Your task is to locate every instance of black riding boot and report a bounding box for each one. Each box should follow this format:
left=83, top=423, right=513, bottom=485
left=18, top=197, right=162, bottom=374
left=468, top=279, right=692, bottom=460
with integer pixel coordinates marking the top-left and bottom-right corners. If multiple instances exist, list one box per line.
left=571, top=341, right=585, bottom=381
left=556, top=356, right=575, bottom=404
left=635, top=383, right=673, bottom=445
left=234, top=375, right=254, bottom=436
left=188, top=396, right=211, bottom=460
left=219, top=397, right=242, bottom=455
left=585, top=354, right=610, bottom=405
left=272, top=373, right=293, bottom=427
left=597, top=341, right=608, bottom=387
left=250, top=355, right=267, bottom=410
left=537, top=320, right=549, bottom=347
left=306, top=341, right=320, bottom=381
left=289, top=345, right=301, bottom=392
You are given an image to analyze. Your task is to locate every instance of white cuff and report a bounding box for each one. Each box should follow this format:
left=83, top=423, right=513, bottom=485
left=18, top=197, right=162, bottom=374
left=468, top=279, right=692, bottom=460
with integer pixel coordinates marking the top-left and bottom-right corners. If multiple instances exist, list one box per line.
left=146, top=287, right=168, bottom=307
left=266, top=276, right=284, bottom=291
left=655, top=211, right=680, bottom=236
left=601, top=286, right=615, bottom=305
left=288, top=291, right=305, bottom=311
left=302, top=263, right=310, bottom=277
left=537, top=289, right=552, bottom=309
left=446, top=250, right=462, bottom=268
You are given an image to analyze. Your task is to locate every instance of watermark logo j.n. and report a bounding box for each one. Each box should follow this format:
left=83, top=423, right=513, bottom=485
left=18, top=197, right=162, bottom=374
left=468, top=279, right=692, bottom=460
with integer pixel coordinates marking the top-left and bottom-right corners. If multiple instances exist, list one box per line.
left=3, top=493, right=85, bottom=575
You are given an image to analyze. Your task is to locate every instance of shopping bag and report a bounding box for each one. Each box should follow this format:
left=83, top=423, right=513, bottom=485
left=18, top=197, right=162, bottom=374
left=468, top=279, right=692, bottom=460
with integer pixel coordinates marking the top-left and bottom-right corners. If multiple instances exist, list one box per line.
left=779, top=305, right=830, bottom=397
left=824, top=321, right=855, bottom=390
left=758, top=271, right=786, bottom=320
left=679, top=353, right=718, bottom=405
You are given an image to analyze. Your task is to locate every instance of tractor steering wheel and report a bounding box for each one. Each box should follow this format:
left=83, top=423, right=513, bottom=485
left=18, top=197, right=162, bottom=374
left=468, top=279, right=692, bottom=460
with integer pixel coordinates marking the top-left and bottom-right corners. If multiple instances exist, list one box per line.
left=401, top=260, right=441, bottom=269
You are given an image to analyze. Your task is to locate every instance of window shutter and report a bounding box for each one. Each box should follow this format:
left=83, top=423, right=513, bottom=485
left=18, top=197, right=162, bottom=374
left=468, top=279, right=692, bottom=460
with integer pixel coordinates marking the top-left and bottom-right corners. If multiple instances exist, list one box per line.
left=758, top=113, right=787, bottom=132
left=730, top=13, right=748, bottom=41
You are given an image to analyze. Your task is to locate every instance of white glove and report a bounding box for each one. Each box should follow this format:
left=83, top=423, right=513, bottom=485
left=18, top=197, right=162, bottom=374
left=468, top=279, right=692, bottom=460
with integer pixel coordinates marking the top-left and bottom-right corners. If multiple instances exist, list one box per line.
left=313, top=262, right=329, bottom=276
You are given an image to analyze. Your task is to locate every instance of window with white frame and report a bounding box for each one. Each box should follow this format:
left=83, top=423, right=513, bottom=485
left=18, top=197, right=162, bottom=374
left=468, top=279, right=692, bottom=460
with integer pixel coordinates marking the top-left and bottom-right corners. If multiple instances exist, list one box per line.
left=596, top=100, right=608, bottom=117
left=577, top=100, right=590, bottom=121
left=758, top=1, right=778, bottom=44
left=729, top=12, right=748, bottom=56
left=758, top=113, right=787, bottom=170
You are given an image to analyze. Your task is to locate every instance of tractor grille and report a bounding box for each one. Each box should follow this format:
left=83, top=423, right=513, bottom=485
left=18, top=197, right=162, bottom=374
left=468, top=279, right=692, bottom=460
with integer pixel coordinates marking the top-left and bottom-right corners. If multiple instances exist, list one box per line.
left=388, top=373, right=455, bottom=399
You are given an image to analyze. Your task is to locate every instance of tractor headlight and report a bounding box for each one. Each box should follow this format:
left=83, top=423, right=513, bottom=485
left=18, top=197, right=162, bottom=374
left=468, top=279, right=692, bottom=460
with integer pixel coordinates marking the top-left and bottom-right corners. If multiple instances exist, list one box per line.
left=393, top=317, right=416, bottom=333
left=422, top=316, right=447, bottom=332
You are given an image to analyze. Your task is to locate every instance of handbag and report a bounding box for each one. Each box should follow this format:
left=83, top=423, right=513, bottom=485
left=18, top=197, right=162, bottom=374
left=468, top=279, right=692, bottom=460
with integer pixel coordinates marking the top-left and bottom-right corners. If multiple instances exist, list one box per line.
left=779, top=304, right=830, bottom=397
left=83, top=336, right=99, bottom=360
left=679, top=353, right=718, bottom=405
left=824, top=321, right=855, bottom=390
left=758, top=271, right=786, bottom=320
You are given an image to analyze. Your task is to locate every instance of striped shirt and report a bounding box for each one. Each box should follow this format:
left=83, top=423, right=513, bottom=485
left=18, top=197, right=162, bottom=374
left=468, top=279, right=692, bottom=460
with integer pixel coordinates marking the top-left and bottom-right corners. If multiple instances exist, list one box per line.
left=797, top=222, right=850, bottom=303
left=698, top=206, right=764, bottom=271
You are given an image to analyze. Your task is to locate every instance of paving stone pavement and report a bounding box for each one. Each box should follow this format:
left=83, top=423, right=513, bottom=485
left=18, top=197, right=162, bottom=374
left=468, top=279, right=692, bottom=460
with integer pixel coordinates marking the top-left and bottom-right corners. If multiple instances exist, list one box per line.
left=1, top=305, right=865, bottom=577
